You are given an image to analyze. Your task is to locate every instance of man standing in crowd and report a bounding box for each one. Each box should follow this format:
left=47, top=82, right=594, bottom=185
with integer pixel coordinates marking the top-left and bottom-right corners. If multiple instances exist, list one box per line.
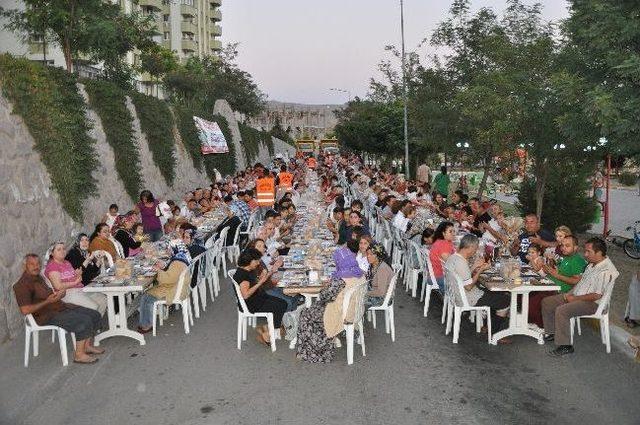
left=433, top=166, right=451, bottom=198
left=417, top=161, right=431, bottom=185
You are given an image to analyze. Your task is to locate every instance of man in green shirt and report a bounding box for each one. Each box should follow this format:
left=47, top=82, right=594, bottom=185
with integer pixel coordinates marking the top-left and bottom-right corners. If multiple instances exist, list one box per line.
left=543, top=235, right=587, bottom=293
left=433, top=166, right=451, bottom=198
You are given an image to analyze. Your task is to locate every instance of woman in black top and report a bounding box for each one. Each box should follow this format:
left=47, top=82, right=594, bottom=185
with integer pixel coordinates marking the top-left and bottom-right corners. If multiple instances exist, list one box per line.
left=65, top=233, right=102, bottom=285
left=234, top=249, right=287, bottom=347
left=112, top=214, right=142, bottom=258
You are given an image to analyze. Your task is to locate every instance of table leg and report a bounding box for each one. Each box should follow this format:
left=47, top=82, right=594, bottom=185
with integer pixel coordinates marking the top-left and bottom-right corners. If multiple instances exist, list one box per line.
left=491, top=291, right=546, bottom=345
left=95, top=292, right=146, bottom=346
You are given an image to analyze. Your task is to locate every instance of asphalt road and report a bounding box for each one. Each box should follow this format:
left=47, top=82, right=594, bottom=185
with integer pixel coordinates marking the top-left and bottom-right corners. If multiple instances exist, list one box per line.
left=1, top=273, right=638, bottom=425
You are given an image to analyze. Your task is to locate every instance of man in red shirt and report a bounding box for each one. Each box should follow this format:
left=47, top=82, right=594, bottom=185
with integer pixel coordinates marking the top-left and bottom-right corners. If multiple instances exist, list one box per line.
left=14, top=254, right=104, bottom=364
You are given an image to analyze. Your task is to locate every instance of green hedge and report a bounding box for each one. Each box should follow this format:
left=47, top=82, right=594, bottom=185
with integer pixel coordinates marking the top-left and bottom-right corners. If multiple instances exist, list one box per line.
left=517, top=163, right=598, bottom=233
left=238, top=122, right=272, bottom=165
left=84, top=79, right=141, bottom=201
left=174, top=105, right=236, bottom=179
left=130, top=91, right=176, bottom=186
left=618, top=172, right=638, bottom=186
left=0, top=55, right=98, bottom=221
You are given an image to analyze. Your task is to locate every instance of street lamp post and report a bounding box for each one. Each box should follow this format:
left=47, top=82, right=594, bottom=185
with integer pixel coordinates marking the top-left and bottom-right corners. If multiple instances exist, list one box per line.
left=400, top=0, right=410, bottom=178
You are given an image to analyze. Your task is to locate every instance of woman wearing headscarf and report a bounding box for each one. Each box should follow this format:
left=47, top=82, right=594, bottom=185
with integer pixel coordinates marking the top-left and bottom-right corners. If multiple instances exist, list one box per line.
left=136, top=240, right=192, bottom=334
left=296, top=246, right=365, bottom=363
left=365, top=242, right=395, bottom=307
left=65, top=233, right=103, bottom=285
left=112, top=213, right=143, bottom=258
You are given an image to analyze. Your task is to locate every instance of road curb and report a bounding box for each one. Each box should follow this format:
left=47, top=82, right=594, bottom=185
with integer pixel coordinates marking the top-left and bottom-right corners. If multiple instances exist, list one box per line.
left=610, top=324, right=636, bottom=360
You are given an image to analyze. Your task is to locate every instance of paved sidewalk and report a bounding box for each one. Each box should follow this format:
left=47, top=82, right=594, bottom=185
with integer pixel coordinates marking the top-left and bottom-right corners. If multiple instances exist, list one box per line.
left=0, top=271, right=638, bottom=425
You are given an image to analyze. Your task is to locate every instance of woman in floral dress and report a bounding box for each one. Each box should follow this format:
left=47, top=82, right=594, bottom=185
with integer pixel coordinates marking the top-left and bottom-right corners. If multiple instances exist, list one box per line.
left=296, top=246, right=363, bottom=363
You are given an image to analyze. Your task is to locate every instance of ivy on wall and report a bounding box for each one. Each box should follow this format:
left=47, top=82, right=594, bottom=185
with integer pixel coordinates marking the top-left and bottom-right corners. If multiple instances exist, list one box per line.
left=0, top=55, right=98, bottom=221
left=238, top=122, right=273, bottom=166
left=83, top=79, right=142, bottom=201
left=174, top=105, right=236, bottom=180
left=130, top=91, right=176, bottom=186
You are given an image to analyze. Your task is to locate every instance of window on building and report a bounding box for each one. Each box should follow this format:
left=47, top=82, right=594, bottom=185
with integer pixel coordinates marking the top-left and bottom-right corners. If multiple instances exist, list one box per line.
left=163, top=14, right=170, bottom=22
left=182, top=14, right=193, bottom=23
left=181, top=0, right=194, bottom=6
left=163, top=32, right=170, bottom=40
left=181, top=32, right=194, bottom=40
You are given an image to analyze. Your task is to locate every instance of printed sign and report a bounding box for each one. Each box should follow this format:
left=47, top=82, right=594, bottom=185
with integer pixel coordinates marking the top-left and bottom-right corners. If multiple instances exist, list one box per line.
left=194, top=116, right=229, bottom=154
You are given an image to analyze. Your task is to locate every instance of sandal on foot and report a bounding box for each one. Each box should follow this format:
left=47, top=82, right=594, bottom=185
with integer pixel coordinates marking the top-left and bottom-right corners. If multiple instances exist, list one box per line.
left=73, top=357, right=98, bottom=365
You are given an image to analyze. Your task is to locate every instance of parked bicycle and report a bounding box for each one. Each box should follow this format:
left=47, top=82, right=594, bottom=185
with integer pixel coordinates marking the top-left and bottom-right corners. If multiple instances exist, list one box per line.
left=623, top=221, right=640, bottom=259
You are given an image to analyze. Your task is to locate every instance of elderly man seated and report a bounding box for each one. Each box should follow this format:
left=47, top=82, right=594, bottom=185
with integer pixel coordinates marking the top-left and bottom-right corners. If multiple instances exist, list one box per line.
left=444, top=234, right=511, bottom=343
left=13, top=254, right=104, bottom=364
left=542, top=237, right=619, bottom=357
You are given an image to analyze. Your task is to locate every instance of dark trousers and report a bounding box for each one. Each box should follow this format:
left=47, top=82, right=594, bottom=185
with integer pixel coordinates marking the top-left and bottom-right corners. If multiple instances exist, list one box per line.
left=45, top=306, right=102, bottom=341
left=248, top=295, right=288, bottom=328
left=477, top=291, right=510, bottom=331
left=528, top=291, right=558, bottom=328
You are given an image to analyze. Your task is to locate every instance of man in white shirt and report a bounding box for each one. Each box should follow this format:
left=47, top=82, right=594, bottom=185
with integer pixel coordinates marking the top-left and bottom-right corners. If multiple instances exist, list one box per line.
left=416, top=162, right=431, bottom=185
left=542, top=237, right=619, bottom=357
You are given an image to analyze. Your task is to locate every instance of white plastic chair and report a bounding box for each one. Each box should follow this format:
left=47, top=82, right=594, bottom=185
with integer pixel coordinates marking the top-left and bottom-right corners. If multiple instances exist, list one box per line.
left=367, top=266, right=400, bottom=341
left=228, top=269, right=277, bottom=352
left=570, top=272, right=617, bottom=353
left=223, top=224, right=242, bottom=264
left=152, top=264, right=194, bottom=336
left=443, top=264, right=491, bottom=344
left=110, top=237, right=125, bottom=259
left=421, top=248, right=440, bottom=318
left=189, top=252, right=207, bottom=318
left=23, top=314, right=77, bottom=367
left=342, top=281, right=368, bottom=365
left=216, top=226, right=230, bottom=277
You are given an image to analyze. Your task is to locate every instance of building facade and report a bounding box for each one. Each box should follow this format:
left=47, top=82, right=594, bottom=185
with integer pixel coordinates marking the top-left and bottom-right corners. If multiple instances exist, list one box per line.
left=0, top=0, right=222, bottom=96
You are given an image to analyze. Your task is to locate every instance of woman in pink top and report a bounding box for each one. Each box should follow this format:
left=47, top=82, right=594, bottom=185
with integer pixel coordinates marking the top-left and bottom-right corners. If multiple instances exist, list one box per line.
left=429, top=221, right=456, bottom=292
left=46, top=242, right=107, bottom=315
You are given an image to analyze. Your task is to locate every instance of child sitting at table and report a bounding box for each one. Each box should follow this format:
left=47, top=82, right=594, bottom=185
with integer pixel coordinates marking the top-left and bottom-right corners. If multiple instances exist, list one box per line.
left=526, top=244, right=546, bottom=276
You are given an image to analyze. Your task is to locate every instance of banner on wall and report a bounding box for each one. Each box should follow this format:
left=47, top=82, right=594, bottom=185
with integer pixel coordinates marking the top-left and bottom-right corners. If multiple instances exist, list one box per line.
left=194, top=116, right=229, bottom=154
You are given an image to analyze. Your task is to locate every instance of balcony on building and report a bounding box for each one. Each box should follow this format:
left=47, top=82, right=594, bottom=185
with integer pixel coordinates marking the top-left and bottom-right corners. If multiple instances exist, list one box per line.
left=180, top=2, right=197, bottom=17
left=210, top=39, right=222, bottom=51
left=139, top=0, right=163, bottom=10
left=209, top=24, right=222, bottom=37
left=209, top=9, right=222, bottom=21
left=210, top=0, right=222, bottom=6
left=181, top=20, right=197, bottom=34
left=181, top=38, right=197, bottom=52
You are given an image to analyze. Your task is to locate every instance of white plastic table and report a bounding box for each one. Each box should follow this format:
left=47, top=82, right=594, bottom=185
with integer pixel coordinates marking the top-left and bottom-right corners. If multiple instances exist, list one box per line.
left=84, top=282, right=148, bottom=346
left=484, top=281, right=561, bottom=345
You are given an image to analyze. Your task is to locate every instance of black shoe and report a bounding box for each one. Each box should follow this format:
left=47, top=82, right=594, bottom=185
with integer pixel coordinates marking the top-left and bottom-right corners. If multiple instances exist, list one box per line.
left=543, top=333, right=555, bottom=342
left=548, top=345, right=574, bottom=357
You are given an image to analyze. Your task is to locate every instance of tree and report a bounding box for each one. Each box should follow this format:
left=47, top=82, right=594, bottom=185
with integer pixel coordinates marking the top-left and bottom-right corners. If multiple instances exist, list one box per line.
left=164, top=43, right=265, bottom=117
left=1, top=0, right=156, bottom=75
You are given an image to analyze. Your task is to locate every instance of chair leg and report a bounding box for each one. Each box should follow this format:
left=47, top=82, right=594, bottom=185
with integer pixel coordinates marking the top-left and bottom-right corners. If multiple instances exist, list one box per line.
left=577, top=318, right=582, bottom=335
left=152, top=304, right=158, bottom=336
left=237, top=315, right=243, bottom=350
left=182, top=303, right=190, bottom=334
left=569, top=318, right=574, bottom=344
left=51, top=330, right=56, bottom=343
left=475, top=311, right=483, bottom=333
left=242, top=316, right=248, bottom=341
left=371, top=311, right=377, bottom=329
left=485, top=308, right=492, bottom=343
left=71, top=333, right=76, bottom=347
left=446, top=303, right=453, bottom=335
left=32, top=330, right=39, bottom=357
left=603, top=316, right=611, bottom=353
left=192, top=289, right=200, bottom=319
left=389, top=308, right=396, bottom=342
left=441, top=295, right=448, bottom=324
left=346, top=325, right=354, bottom=365
left=358, top=321, right=366, bottom=356
left=266, top=316, right=276, bottom=352
left=199, top=283, right=207, bottom=311
left=58, top=330, right=69, bottom=366
left=384, top=310, right=390, bottom=334
left=453, top=309, right=461, bottom=344
left=24, top=328, right=31, bottom=368
left=187, top=302, right=194, bottom=326
left=423, top=287, right=432, bottom=317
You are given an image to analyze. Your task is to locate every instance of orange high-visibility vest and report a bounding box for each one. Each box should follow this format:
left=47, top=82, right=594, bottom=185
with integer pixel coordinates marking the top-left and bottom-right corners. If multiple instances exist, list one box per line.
left=278, top=172, right=294, bottom=191
left=307, top=157, right=317, bottom=169
left=256, top=177, right=275, bottom=207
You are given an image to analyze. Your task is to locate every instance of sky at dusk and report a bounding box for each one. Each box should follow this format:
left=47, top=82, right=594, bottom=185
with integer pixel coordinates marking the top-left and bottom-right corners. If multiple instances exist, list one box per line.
left=221, top=1, right=570, bottom=105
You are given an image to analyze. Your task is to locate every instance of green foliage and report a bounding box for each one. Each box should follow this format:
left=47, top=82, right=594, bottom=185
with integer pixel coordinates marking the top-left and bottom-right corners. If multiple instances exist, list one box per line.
left=0, top=0, right=156, bottom=76
left=0, top=54, right=98, bottom=221
left=269, top=116, right=295, bottom=147
left=83, top=78, right=141, bottom=201
left=238, top=122, right=272, bottom=165
left=618, top=172, right=637, bottom=187
left=516, top=164, right=598, bottom=234
left=174, top=105, right=236, bottom=179
left=130, top=91, right=176, bottom=186
left=164, top=44, right=265, bottom=117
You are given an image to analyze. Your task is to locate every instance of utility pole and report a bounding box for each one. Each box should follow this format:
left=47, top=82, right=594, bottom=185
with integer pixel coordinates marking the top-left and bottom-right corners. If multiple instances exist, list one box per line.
left=400, top=0, right=410, bottom=178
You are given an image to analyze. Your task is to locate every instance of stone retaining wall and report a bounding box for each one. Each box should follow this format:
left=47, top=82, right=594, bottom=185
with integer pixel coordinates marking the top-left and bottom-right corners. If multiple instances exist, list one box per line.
left=0, top=92, right=294, bottom=343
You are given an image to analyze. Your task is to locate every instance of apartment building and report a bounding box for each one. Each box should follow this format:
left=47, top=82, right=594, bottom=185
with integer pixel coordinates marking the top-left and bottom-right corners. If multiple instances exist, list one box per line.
left=0, top=0, right=222, bottom=95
